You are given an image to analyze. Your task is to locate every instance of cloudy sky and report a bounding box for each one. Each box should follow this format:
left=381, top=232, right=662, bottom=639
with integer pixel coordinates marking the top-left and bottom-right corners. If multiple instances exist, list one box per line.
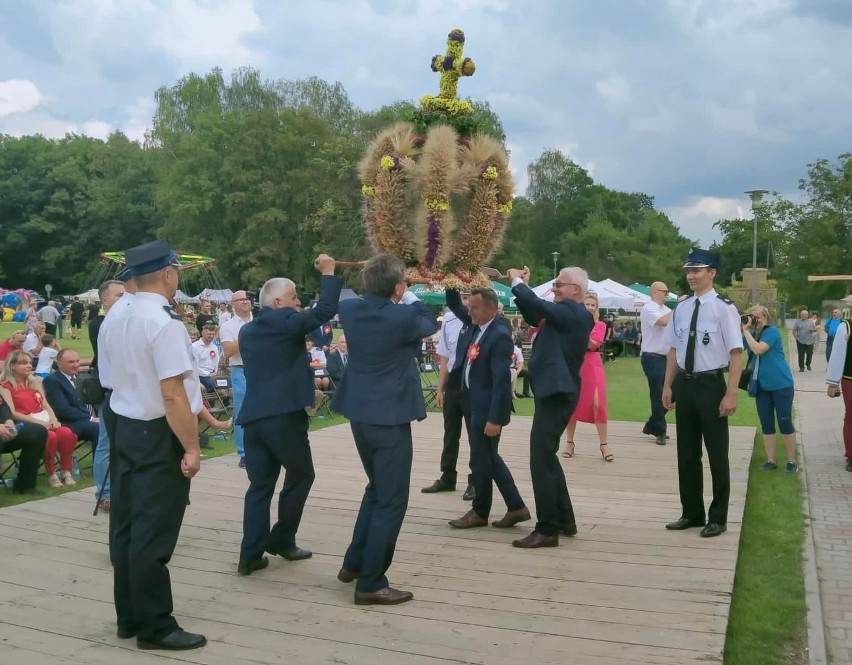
left=1, top=0, right=850, bottom=245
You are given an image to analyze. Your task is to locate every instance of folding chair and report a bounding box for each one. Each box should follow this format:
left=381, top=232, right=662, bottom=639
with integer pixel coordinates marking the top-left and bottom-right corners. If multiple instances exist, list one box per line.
left=312, top=369, right=335, bottom=419
left=0, top=451, right=19, bottom=491
left=203, top=376, right=233, bottom=439
left=420, top=362, right=439, bottom=411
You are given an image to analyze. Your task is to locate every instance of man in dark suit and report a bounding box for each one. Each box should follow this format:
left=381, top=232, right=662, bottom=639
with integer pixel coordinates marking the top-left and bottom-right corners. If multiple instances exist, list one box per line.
left=326, top=334, right=348, bottom=388
left=236, top=254, right=342, bottom=575
left=509, top=266, right=594, bottom=548
left=310, top=321, right=334, bottom=353
left=445, top=288, right=529, bottom=530
left=332, top=254, right=438, bottom=606
left=43, top=349, right=99, bottom=444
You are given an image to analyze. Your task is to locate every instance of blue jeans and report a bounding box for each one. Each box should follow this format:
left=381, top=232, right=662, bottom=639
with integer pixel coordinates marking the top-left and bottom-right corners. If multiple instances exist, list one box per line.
left=231, top=366, right=246, bottom=458
left=755, top=386, right=795, bottom=435
left=94, top=404, right=110, bottom=500
left=641, top=353, right=668, bottom=436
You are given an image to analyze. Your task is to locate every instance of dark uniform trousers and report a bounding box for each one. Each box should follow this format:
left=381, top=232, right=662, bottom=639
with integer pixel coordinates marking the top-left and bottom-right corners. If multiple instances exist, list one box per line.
left=641, top=353, right=668, bottom=436
left=113, top=415, right=190, bottom=641
left=672, top=372, right=730, bottom=525
left=530, top=393, right=578, bottom=536
left=343, top=421, right=412, bottom=593
left=439, top=385, right=469, bottom=485
left=460, top=392, right=524, bottom=518
left=241, top=410, right=315, bottom=562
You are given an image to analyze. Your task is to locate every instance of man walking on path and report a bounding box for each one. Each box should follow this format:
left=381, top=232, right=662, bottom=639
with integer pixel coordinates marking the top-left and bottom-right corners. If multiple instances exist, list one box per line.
left=793, top=309, right=817, bottom=372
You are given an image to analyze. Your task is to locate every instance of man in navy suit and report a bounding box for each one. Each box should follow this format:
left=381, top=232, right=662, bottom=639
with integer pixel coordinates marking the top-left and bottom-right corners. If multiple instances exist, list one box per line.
left=43, top=349, right=99, bottom=444
left=236, top=254, right=342, bottom=576
left=332, top=254, right=438, bottom=605
left=310, top=321, right=334, bottom=353
left=444, top=288, right=529, bottom=530
left=509, top=266, right=594, bottom=548
left=326, top=334, right=348, bottom=388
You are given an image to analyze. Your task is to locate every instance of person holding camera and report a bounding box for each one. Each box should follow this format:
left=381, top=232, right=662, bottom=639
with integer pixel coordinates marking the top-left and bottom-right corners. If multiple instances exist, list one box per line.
left=742, top=306, right=797, bottom=473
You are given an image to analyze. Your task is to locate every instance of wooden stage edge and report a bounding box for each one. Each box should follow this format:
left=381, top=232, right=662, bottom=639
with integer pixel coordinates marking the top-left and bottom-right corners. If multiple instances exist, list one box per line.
left=0, top=415, right=754, bottom=665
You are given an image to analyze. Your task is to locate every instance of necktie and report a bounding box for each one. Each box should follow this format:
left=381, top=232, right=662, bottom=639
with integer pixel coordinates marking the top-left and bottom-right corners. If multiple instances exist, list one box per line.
left=342, top=353, right=347, bottom=365
left=685, top=299, right=700, bottom=374
left=464, top=325, right=481, bottom=388
left=70, top=375, right=77, bottom=388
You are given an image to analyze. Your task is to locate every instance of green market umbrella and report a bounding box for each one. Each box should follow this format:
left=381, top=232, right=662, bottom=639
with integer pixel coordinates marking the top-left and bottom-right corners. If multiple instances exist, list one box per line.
left=410, top=281, right=514, bottom=307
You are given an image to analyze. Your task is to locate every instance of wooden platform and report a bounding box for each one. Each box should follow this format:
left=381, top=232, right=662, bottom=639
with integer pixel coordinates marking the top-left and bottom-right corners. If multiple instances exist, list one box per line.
left=0, top=415, right=754, bottom=664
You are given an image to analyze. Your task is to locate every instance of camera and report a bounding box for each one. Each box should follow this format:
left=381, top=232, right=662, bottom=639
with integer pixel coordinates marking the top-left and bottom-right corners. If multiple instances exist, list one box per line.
left=741, top=314, right=755, bottom=326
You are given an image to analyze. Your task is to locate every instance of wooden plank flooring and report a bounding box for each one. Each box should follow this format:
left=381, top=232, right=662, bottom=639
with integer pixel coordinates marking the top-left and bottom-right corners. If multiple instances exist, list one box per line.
left=0, top=415, right=754, bottom=664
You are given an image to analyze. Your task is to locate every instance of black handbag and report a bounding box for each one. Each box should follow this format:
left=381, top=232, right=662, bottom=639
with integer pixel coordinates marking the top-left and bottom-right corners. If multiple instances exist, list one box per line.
left=739, top=327, right=763, bottom=392
left=77, top=371, right=106, bottom=405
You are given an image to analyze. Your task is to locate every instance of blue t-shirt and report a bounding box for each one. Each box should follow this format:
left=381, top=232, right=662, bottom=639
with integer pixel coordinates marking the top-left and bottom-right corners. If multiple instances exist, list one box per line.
left=745, top=326, right=794, bottom=391
left=825, top=318, right=843, bottom=341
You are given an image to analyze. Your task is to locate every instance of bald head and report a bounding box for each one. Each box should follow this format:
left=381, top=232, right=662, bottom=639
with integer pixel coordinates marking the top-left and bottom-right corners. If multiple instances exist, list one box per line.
left=650, top=281, right=669, bottom=305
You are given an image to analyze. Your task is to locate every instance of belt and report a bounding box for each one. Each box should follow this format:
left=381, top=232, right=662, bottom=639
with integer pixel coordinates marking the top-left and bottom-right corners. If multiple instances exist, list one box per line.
left=677, top=368, right=725, bottom=379
left=642, top=352, right=667, bottom=358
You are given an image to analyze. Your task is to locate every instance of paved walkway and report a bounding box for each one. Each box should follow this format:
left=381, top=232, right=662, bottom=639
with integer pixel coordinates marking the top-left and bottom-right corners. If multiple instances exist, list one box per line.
left=794, top=334, right=851, bottom=665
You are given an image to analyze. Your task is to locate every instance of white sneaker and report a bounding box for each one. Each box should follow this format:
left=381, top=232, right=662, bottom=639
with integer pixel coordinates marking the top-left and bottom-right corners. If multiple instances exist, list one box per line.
left=46, top=473, right=63, bottom=489
left=60, top=471, right=76, bottom=487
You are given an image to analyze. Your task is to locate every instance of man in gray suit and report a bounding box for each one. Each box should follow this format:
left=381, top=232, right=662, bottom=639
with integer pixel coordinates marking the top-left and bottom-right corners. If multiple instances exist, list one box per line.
left=332, top=254, right=438, bottom=605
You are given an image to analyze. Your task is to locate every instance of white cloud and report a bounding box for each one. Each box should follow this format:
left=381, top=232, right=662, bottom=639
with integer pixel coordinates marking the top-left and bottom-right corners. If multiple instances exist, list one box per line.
left=663, top=196, right=745, bottom=245
left=595, top=76, right=631, bottom=107
left=0, top=79, right=43, bottom=117
left=122, top=97, right=155, bottom=143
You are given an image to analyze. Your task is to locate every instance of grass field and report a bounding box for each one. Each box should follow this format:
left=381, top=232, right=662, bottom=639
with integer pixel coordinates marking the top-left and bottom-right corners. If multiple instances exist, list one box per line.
left=0, top=320, right=807, bottom=664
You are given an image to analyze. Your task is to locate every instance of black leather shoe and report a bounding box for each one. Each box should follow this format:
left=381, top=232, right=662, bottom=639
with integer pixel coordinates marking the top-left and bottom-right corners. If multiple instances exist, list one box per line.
left=237, top=557, right=269, bottom=576
left=421, top=478, right=455, bottom=493
left=116, top=626, right=137, bottom=639
left=354, top=587, right=413, bottom=605
left=462, top=484, right=476, bottom=501
left=846, top=461, right=852, bottom=472
left=137, top=629, right=207, bottom=651
left=268, top=545, right=312, bottom=561
left=655, top=434, right=667, bottom=446
left=700, top=523, right=727, bottom=538
left=561, top=522, right=578, bottom=537
left=337, top=568, right=360, bottom=583
left=665, top=517, right=705, bottom=530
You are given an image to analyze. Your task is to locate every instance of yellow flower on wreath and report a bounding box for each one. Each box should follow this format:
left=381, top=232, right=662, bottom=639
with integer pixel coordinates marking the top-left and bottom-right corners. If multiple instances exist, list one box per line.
left=424, top=197, right=450, bottom=212
left=361, top=184, right=376, bottom=197
left=380, top=156, right=396, bottom=171
left=482, top=166, right=498, bottom=180
left=497, top=202, right=512, bottom=213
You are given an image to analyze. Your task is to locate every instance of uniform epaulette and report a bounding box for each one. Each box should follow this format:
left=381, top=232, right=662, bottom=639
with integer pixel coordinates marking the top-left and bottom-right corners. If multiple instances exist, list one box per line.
left=716, top=294, right=734, bottom=305
left=162, top=305, right=182, bottom=321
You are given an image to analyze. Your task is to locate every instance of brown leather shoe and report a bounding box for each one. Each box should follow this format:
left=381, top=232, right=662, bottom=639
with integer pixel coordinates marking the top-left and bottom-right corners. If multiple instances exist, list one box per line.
left=512, top=532, right=559, bottom=548
left=354, top=587, right=414, bottom=605
left=337, top=568, right=360, bottom=583
left=448, top=509, right=488, bottom=529
left=491, top=507, right=531, bottom=528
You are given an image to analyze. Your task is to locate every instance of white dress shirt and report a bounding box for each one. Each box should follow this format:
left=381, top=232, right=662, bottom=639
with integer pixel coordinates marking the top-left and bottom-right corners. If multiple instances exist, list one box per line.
left=640, top=301, right=672, bottom=356
left=663, top=289, right=742, bottom=372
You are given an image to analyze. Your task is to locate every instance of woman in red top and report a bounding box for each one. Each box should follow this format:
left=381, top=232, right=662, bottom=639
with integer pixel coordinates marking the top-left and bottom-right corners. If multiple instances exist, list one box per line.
left=0, top=350, right=77, bottom=488
left=563, top=293, right=614, bottom=462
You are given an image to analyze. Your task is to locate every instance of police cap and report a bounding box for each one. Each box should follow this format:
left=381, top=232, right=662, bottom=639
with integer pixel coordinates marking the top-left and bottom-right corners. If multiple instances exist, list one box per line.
left=125, top=239, right=179, bottom=276
left=683, top=247, right=719, bottom=270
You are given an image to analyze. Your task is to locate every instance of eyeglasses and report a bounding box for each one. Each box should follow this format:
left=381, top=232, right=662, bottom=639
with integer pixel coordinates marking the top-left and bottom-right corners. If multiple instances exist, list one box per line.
left=233, top=298, right=251, bottom=303
left=553, top=282, right=579, bottom=289
left=652, top=288, right=668, bottom=293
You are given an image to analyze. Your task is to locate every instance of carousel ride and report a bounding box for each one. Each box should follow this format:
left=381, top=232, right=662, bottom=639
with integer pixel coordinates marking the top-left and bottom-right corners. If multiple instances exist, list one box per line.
left=90, top=250, right=228, bottom=300
left=345, top=29, right=514, bottom=290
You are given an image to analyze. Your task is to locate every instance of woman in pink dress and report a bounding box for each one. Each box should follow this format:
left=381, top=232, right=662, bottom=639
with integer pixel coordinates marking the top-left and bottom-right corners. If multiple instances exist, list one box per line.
left=563, top=293, right=614, bottom=461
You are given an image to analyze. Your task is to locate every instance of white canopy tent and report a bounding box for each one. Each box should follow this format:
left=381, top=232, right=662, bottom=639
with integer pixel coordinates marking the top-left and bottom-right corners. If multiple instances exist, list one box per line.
left=194, top=288, right=234, bottom=304
left=73, top=288, right=100, bottom=305
left=174, top=289, right=199, bottom=305
left=596, top=278, right=651, bottom=311
left=531, top=278, right=635, bottom=310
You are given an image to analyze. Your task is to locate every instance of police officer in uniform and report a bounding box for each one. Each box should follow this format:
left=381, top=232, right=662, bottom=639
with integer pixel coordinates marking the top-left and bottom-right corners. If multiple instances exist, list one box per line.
left=662, top=248, right=743, bottom=538
left=102, top=239, right=206, bottom=650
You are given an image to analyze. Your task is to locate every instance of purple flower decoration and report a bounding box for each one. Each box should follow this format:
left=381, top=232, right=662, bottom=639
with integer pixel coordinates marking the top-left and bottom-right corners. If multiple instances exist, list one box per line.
left=448, top=29, right=465, bottom=43
left=426, top=214, right=440, bottom=267
left=431, top=56, right=440, bottom=72
left=443, top=56, right=455, bottom=71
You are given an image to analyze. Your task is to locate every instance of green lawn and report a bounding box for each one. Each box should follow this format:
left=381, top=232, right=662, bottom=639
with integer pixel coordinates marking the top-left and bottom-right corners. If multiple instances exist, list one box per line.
left=1, top=322, right=806, bottom=664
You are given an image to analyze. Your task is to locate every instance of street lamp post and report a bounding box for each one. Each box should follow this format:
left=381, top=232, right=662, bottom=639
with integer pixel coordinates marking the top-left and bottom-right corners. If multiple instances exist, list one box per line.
left=744, top=189, right=769, bottom=305
left=552, top=251, right=560, bottom=278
